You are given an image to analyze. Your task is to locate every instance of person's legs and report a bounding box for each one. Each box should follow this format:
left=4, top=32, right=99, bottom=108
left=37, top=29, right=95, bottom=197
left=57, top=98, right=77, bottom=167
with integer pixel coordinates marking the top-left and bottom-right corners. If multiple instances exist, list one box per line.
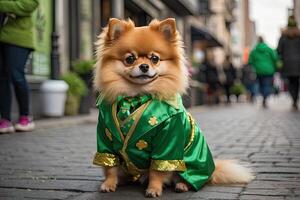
left=4, top=44, right=31, bottom=117
left=263, top=75, right=273, bottom=98
left=296, top=77, right=300, bottom=106
left=258, top=75, right=273, bottom=107
left=3, top=44, right=34, bottom=132
left=287, top=76, right=299, bottom=109
left=257, top=76, right=263, bottom=96
left=257, top=76, right=265, bottom=105
left=0, top=43, right=15, bottom=133
left=245, top=83, right=254, bottom=102
left=249, top=83, right=256, bottom=102
left=224, top=84, right=231, bottom=103
left=0, top=43, right=13, bottom=121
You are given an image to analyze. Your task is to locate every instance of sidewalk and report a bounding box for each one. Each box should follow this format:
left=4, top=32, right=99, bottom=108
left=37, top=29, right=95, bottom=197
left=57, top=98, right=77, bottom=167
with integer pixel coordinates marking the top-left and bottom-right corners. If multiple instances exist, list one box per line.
left=0, top=94, right=299, bottom=200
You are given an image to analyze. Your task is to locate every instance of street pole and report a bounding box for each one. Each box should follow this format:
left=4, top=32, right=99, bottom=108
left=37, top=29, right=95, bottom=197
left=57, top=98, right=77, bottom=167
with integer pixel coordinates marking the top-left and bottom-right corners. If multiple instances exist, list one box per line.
left=112, top=0, right=124, bottom=19
left=50, top=0, right=60, bottom=80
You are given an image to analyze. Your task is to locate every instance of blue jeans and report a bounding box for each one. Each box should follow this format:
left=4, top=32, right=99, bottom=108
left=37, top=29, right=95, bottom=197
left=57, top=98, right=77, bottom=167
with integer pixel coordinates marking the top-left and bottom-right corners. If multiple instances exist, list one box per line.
left=0, top=43, right=31, bottom=121
left=257, top=75, right=273, bottom=99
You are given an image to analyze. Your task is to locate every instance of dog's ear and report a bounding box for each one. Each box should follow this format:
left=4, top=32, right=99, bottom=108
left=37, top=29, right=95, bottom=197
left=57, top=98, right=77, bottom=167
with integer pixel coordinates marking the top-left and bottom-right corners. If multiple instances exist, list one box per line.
left=107, top=18, right=125, bottom=40
left=107, top=18, right=134, bottom=41
left=158, top=18, right=176, bottom=40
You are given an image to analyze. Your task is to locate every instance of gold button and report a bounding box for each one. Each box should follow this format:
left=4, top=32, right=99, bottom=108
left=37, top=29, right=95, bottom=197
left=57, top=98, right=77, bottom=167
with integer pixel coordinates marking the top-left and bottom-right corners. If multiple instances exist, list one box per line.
left=148, top=116, right=158, bottom=126
left=136, top=140, right=148, bottom=150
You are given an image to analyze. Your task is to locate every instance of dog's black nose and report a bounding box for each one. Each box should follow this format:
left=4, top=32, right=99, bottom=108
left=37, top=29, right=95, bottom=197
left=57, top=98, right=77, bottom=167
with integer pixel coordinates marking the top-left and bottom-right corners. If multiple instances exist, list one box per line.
left=139, top=64, right=149, bottom=73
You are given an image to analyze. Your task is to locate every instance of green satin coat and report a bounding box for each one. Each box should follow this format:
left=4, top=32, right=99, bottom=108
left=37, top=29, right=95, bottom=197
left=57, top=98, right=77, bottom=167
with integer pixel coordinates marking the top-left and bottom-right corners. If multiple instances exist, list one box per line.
left=93, top=94, right=215, bottom=190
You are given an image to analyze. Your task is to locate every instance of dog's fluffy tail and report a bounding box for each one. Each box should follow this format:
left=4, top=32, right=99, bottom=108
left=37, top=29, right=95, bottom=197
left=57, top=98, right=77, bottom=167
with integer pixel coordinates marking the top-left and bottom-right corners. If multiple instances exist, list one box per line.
left=210, top=160, right=254, bottom=185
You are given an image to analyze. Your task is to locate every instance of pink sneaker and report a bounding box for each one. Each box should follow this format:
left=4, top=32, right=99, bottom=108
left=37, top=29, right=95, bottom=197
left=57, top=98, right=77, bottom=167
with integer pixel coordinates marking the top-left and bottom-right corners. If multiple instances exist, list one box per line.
left=0, top=119, right=15, bottom=133
left=15, top=116, right=35, bottom=132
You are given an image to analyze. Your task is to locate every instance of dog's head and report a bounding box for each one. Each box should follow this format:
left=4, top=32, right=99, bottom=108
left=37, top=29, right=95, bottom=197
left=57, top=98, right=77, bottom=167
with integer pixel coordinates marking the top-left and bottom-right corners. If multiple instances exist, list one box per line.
left=94, top=18, right=188, bottom=102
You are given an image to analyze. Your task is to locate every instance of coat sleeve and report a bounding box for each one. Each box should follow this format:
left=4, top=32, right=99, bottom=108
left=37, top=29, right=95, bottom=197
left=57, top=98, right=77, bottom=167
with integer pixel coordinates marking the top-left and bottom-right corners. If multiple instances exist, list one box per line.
left=248, top=50, right=257, bottom=72
left=231, top=64, right=237, bottom=80
left=0, top=0, right=39, bottom=16
left=248, top=50, right=253, bottom=65
left=272, top=50, right=279, bottom=70
left=150, top=112, right=187, bottom=171
left=267, top=47, right=278, bottom=70
left=277, top=36, right=284, bottom=57
left=93, top=109, right=119, bottom=167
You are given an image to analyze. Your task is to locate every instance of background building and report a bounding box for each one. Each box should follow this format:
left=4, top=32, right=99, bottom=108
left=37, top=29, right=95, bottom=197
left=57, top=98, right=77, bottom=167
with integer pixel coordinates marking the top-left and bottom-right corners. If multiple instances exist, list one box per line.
left=294, top=0, right=300, bottom=27
left=207, top=0, right=235, bottom=65
left=231, top=0, right=256, bottom=67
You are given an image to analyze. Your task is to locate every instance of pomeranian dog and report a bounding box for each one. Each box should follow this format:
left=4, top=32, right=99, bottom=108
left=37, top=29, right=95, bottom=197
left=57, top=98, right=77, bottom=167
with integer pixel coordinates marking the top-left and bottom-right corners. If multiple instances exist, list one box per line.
left=93, top=18, right=254, bottom=198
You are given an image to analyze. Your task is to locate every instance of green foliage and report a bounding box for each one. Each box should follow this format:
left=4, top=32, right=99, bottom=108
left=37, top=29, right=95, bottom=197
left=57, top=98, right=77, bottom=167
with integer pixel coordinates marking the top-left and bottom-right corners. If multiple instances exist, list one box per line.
left=276, top=59, right=283, bottom=69
left=72, top=59, right=95, bottom=75
left=60, top=72, right=87, bottom=97
left=65, top=94, right=80, bottom=116
left=230, top=82, right=246, bottom=96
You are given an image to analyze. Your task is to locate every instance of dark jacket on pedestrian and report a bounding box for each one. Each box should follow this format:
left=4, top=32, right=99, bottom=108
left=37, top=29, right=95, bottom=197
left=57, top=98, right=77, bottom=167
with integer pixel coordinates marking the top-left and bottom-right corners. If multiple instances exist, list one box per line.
left=223, top=62, right=236, bottom=86
left=203, top=61, right=220, bottom=91
left=242, top=64, right=256, bottom=85
left=249, top=42, right=277, bottom=76
left=277, top=27, right=300, bottom=76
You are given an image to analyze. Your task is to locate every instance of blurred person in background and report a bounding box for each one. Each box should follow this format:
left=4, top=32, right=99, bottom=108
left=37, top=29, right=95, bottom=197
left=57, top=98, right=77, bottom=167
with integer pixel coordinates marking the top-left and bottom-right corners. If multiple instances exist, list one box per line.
left=249, top=36, right=277, bottom=108
left=222, top=55, right=236, bottom=104
left=242, top=63, right=257, bottom=103
left=277, top=15, right=300, bottom=110
left=203, top=51, right=221, bottom=105
left=273, top=73, right=283, bottom=96
left=0, top=0, right=39, bottom=133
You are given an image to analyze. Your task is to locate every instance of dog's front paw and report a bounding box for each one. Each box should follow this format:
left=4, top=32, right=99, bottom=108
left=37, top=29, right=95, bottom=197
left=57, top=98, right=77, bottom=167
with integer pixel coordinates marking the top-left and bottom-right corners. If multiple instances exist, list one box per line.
left=175, top=182, right=189, bottom=193
left=145, top=187, right=162, bottom=198
left=100, top=179, right=117, bottom=193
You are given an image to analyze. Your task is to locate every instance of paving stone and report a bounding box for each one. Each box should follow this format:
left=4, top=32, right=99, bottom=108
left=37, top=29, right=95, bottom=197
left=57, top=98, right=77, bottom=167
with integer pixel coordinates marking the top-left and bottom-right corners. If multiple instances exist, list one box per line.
left=0, top=188, right=79, bottom=199
left=239, top=195, right=285, bottom=200
left=247, top=180, right=300, bottom=189
left=200, top=185, right=243, bottom=194
left=242, top=188, right=291, bottom=196
left=190, top=191, right=239, bottom=199
left=285, top=197, right=300, bottom=200
left=0, top=179, right=100, bottom=192
left=253, top=167, right=300, bottom=174
left=255, top=174, right=300, bottom=182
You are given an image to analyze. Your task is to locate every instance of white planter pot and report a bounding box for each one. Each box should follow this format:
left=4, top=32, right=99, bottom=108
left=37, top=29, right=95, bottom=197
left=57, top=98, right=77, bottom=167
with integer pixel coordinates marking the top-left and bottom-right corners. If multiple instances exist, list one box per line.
left=40, top=80, right=69, bottom=117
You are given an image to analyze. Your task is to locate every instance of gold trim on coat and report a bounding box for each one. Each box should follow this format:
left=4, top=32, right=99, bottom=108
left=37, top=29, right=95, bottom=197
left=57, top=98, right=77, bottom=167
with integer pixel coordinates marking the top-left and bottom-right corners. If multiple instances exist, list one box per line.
left=150, top=160, right=186, bottom=171
left=184, top=113, right=196, bottom=151
left=112, top=103, right=125, bottom=141
left=119, top=109, right=138, bottom=126
left=105, top=128, right=113, bottom=141
left=93, top=152, right=119, bottom=167
left=112, top=100, right=152, bottom=178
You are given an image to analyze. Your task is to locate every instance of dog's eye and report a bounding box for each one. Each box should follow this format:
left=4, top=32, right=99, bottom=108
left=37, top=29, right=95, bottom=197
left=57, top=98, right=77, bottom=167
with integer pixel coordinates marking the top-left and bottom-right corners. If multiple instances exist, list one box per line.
left=150, top=55, right=160, bottom=64
left=125, top=55, right=136, bottom=65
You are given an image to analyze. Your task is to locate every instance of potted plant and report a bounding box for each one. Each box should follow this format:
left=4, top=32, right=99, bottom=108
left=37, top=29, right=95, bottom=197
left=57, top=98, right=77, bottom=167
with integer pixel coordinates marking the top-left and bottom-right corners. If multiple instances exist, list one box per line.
left=230, top=81, right=246, bottom=102
left=40, top=80, right=69, bottom=117
left=61, top=72, right=87, bottom=116
left=72, top=59, right=95, bottom=114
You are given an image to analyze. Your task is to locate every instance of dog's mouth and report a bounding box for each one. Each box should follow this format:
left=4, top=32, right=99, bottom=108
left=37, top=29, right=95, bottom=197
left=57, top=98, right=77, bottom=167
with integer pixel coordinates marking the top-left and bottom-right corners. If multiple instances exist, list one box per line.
left=127, top=73, right=158, bottom=84
left=129, top=74, right=157, bottom=79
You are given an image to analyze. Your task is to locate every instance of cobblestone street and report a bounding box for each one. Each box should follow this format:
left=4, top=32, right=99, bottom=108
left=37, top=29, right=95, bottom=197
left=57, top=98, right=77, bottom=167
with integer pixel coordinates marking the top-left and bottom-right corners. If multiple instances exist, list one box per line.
left=0, top=94, right=299, bottom=200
